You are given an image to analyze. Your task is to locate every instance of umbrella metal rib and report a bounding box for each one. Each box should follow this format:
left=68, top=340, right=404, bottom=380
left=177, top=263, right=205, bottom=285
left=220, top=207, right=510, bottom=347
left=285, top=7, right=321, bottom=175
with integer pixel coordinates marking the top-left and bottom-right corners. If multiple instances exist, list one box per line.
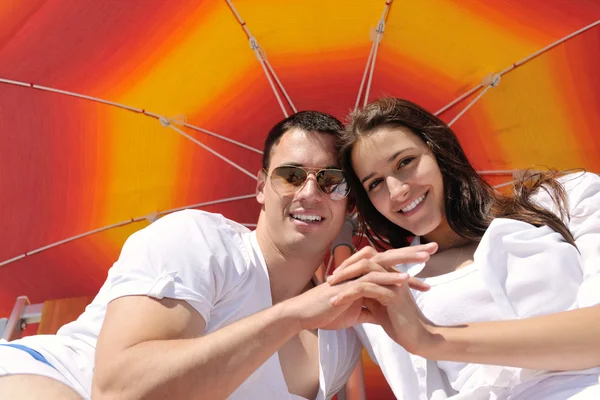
left=225, top=0, right=297, bottom=117
left=355, top=40, right=375, bottom=112
left=0, top=194, right=257, bottom=268
left=0, top=78, right=263, bottom=155
left=363, top=2, right=393, bottom=108
left=447, top=83, right=495, bottom=127
left=355, top=0, right=393, bottom=110
left=159, top=118, right=258, bottom=180
left=436, top=19, right=600, bottom=120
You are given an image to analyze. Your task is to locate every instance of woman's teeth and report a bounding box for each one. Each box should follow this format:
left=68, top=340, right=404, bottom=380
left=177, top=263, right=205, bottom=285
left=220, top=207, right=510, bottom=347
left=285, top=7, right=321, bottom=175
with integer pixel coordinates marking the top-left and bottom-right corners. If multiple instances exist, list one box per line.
left=401, top=193, right=426, bottom=213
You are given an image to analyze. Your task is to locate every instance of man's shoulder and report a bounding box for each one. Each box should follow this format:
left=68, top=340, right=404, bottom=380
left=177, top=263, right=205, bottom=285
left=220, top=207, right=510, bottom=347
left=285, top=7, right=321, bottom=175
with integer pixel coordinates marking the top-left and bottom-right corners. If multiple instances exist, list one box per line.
left=149, top=209, right=251, bottom=240
left=127, top=209, right=253, bottom=263
left=156, top=209, right=249, bottom=230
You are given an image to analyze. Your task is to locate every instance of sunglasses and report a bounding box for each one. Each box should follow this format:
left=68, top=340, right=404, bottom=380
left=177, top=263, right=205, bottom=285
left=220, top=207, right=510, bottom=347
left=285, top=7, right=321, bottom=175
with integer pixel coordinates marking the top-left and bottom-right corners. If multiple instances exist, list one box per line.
left=265, top=165, right=350, bottom=201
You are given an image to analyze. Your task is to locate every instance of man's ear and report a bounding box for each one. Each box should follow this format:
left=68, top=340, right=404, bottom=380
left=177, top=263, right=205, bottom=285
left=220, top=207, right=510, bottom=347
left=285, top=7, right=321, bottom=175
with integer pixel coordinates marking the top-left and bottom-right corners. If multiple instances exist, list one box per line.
left=346, top=195, right=356, bottom=215
left=256, top=169, right=267, bottom=205
left=346, top=203, right=357, bottom=215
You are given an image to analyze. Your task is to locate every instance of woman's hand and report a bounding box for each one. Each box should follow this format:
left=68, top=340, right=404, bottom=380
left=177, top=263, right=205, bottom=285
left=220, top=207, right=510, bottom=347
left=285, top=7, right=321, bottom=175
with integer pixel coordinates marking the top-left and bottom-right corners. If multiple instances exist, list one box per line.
left=285, top=270, right=416, bottom=331
left=326, top=243, right=438, bottom=353
left=327, top=243, right=438, bottom=285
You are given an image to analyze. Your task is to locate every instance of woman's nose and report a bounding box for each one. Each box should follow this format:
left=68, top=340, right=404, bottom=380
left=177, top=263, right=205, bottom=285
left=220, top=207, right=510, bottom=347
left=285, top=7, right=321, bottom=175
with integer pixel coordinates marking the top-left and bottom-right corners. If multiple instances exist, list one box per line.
left=387, top=177, right=409, bottom=202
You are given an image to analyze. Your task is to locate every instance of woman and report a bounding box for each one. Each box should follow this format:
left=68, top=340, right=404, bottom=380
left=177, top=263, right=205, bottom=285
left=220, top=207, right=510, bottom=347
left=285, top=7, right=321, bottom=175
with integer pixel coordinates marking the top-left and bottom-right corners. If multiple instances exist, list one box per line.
left=327, top=98, right=600, bottom=399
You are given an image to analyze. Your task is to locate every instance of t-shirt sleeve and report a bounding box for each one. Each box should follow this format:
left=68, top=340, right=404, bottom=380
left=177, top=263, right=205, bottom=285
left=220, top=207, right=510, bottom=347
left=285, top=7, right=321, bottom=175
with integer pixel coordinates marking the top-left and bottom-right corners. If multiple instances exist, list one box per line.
left=319, top=328, right=362, bottom=399
left=498, top=172, right=600, bottom=312
left=104, top=210, right=250, bottom=324
left=562, top=173, right=600, bottom=307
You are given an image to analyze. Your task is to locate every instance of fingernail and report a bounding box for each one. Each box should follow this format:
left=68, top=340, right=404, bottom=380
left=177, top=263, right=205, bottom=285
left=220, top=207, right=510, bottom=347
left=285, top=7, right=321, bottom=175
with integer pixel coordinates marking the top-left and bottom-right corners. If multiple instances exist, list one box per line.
left=330, top=296, right=338, bottom=305
left=416, top=251, right=430, bottom=258
left=326, top=275, right=334, bottom=283
left=397, top=272, right=409, bottom=279
left=427, top=242, right=439, bottom=251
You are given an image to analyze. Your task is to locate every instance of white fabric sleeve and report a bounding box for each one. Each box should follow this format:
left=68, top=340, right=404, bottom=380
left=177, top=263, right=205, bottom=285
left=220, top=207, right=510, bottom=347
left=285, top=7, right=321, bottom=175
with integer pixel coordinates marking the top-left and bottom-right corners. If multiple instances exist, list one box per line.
left=104, top=210, right=249, bottom=324
left=561, top=173, right=600, bottom=307
left=319, top=328, right=363, bottom=399
left=477, top=172, right=600, bottom=320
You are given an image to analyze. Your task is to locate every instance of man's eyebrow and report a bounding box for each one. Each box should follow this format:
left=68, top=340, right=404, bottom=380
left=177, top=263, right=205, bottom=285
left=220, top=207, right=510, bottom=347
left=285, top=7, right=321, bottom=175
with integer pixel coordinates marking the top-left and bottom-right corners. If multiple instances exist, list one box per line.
left=279, top=162, right=340, bottom=169
left=359, top=149, right=411, bottom=184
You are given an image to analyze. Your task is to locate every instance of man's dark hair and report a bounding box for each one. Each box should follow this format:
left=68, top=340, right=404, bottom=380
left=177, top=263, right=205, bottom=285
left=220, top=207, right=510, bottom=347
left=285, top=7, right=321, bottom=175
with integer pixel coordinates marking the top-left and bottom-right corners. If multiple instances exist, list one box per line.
left=262, top=111, right=343, bottom=170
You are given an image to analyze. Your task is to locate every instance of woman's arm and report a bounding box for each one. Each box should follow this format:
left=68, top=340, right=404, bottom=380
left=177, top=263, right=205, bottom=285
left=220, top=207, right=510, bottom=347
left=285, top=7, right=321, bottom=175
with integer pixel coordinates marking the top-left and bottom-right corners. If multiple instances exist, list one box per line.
left=331, top=272, right=600, bottom=371
left=329, top=243, right=600, bottom=371
left=421, top=304, right=600, bottom=370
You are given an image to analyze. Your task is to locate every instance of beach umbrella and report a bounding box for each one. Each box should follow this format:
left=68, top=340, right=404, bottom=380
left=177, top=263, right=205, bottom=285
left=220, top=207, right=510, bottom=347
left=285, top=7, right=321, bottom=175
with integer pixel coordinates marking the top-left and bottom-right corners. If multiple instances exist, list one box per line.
left=1, top=0, right=599, bottom=396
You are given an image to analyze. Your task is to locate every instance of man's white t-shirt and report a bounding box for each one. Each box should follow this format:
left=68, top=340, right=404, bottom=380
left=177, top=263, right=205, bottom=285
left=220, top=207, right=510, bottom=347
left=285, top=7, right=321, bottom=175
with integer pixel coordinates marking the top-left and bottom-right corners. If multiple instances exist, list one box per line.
left=15, top=210, right=361, bottom=399
left=356, top=172, right=600, bottom=399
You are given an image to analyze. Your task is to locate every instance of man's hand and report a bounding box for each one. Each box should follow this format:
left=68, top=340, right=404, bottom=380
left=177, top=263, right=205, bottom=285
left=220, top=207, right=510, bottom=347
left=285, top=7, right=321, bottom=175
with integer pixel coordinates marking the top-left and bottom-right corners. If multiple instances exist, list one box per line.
left=283, top=271, right=416, bottom=331
left=324, top=243, right=438, bottom=353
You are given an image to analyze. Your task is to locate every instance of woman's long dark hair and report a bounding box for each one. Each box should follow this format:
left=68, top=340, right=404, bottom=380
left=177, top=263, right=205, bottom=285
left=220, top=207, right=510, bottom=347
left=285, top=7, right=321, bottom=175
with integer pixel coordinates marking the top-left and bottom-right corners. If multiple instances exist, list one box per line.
left=339, top=98, right=575, bottom=249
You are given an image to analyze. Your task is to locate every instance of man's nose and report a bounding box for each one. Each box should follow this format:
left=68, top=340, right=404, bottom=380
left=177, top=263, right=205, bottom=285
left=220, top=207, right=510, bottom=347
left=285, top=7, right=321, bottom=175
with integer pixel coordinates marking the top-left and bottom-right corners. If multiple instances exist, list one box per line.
left=296, top=174, right=323, bottom=201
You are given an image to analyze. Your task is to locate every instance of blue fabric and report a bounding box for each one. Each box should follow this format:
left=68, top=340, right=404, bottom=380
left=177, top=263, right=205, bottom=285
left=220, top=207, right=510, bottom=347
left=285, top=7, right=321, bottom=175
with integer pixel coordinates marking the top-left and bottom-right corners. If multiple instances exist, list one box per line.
left=0, top=343, right=56, bottom=370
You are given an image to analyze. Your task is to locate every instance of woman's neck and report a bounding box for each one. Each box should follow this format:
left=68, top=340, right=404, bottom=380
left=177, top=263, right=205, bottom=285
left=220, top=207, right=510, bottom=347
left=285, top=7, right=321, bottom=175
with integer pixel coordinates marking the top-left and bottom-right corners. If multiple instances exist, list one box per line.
left=421, top=220, right=475, bottom=252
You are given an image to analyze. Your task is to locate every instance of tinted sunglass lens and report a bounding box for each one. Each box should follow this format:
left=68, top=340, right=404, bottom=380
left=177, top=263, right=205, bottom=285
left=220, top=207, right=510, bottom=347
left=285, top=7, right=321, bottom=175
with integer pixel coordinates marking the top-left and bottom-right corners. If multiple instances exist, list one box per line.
left=330, top=182, right=350, bottom=200
left=271, top=166, right=307, bottom=194
left=317, top=170, right=349, bottom=199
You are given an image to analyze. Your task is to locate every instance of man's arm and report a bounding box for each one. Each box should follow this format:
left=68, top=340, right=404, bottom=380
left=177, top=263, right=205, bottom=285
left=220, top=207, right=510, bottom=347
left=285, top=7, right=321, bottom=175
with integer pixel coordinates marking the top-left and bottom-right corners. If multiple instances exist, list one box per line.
left=92, top=295, right=299, bottom=400
left=92, top=273, right=407, bottom=400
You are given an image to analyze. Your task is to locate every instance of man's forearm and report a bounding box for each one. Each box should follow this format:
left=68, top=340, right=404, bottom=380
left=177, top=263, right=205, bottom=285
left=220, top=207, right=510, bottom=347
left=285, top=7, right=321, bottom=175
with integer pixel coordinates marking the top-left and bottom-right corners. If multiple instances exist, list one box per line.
left=420, top=305, right=600, bottom=371
left=92, top=302, right=300, bottom=400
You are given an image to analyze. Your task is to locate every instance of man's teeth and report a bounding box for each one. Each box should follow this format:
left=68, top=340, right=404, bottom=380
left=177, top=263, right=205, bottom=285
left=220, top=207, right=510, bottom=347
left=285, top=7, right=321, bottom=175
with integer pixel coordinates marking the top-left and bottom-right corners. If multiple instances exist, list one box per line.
left=292, top=214, right=322, bottom=222
left=401, top=194, right=426, bottom=213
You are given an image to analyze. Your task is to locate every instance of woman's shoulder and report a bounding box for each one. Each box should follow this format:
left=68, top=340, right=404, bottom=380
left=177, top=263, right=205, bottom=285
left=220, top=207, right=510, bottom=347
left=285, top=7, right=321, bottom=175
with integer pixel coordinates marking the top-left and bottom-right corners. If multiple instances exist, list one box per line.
left=556, top=171, right=600, bottom=193
left=531, top=171, right=600, bottom=215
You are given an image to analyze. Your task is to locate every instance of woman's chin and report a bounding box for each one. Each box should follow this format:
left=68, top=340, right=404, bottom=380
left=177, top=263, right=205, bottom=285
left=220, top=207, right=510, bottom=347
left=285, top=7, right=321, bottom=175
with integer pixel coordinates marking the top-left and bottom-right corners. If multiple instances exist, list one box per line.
left=391, top=217, right=441, bottom=239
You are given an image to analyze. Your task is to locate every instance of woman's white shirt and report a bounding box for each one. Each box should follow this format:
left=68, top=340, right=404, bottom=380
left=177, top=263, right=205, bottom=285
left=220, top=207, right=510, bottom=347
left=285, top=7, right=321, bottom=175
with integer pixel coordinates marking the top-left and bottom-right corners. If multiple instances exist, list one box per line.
left=356, top=172, right=600, bottom=399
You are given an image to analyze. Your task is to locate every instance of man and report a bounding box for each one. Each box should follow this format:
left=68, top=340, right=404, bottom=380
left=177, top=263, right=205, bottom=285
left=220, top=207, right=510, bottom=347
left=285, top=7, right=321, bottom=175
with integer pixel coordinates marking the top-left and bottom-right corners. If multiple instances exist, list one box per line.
left=0, top=111, right=410, bottom=399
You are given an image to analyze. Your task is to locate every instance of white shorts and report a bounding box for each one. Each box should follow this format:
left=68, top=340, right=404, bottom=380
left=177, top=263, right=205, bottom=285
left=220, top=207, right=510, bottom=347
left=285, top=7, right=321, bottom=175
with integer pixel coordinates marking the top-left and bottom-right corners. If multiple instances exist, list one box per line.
left=0, top=344, right=80, bottom=395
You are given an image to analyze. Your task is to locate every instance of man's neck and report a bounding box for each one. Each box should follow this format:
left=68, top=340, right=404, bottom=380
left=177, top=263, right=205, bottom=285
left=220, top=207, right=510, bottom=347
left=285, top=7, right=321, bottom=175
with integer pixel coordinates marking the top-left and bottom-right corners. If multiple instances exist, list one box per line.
left=255, top=226, right=326, bottom=304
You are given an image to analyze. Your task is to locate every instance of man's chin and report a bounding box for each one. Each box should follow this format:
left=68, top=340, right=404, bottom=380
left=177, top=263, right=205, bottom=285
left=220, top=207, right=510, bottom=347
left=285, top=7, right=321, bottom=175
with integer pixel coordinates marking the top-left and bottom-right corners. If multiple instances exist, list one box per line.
left=286, top=232, right=329, bottom=253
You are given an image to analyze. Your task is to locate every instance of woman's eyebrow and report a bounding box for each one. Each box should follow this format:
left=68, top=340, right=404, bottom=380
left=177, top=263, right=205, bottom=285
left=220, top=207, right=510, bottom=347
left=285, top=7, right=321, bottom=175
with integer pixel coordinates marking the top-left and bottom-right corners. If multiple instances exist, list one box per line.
left=360, top=149, right=412, bottom=184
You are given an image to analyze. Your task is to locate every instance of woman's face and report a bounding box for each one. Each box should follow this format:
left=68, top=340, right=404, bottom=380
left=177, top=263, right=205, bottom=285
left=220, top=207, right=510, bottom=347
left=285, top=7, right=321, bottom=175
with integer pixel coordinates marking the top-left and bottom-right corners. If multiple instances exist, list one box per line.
left=351, top=126, right=447, bottom=237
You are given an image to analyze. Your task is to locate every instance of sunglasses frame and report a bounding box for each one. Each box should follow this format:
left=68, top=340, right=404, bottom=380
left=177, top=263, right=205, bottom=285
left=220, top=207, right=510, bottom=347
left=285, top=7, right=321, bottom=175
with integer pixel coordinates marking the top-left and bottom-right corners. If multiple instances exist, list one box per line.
left=264, top=165, right=350, bottom=200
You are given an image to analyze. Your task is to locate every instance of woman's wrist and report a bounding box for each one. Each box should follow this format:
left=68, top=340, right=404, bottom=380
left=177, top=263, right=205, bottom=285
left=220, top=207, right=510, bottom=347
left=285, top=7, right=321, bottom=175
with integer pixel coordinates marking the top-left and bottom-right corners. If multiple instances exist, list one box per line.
left=416, top=323, right=449, bottom=359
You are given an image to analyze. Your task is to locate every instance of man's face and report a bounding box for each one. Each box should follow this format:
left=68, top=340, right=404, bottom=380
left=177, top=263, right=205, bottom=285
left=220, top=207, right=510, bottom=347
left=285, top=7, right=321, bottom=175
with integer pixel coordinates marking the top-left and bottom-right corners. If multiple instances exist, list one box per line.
left=257, top=129, right=348, bottom=255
